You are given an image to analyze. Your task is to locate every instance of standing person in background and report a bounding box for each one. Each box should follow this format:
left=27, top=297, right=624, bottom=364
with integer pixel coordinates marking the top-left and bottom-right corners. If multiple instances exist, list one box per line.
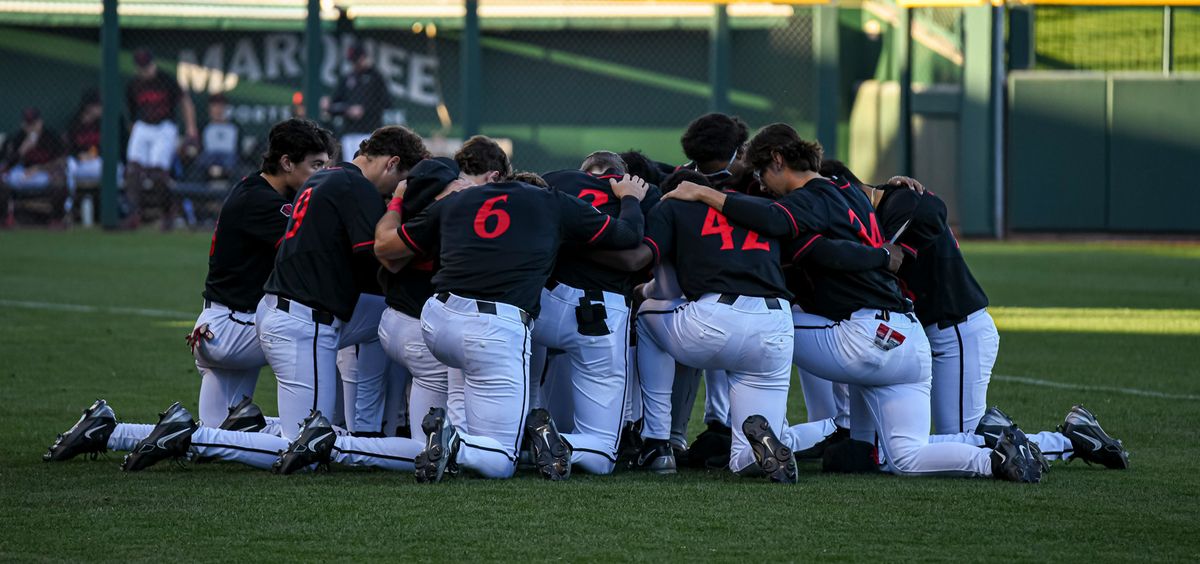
left=0, top=107, right=68, bottom=228
left=124, top=48, right=198, bottom=230
left=323, top=44, right=390, bottom=163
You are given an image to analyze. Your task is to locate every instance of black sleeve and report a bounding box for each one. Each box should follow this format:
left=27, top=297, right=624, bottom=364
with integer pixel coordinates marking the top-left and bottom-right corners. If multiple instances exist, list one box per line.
left=722, top=191, right=828, bottom=240
left=397, top=199, right=443, bottom=258
left=560, top=192, right=643, bottom=249
left=642, top=201, right=674, bottom=265
left=351, top=248, right=383, bottom=294
left=878, top=189, right=946, bottom=252
left=799, top=236, right=890, bottom=271
left=245, top=194, right=291, bottom=245
left=641, top=184, right=663, bottom=214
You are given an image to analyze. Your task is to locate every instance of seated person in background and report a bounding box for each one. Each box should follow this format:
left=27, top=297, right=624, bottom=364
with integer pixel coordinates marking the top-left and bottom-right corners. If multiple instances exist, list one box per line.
left=192, top=93, right=240, bottom=181
left=66, top=88, right=105, bottom=193
left=0, top=107, right=68, bottom=227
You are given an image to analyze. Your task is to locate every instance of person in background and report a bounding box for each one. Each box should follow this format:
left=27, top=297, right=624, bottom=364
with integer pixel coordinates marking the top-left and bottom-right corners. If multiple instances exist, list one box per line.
left=65, top=88, right=108, bottom=225
left=193, top=93, right=240, bottom=180
left=323, top=44, right=390, bottom=162
left=0, top=107, right=68, bottom=227
left=124, top=47, right=198, bottom=229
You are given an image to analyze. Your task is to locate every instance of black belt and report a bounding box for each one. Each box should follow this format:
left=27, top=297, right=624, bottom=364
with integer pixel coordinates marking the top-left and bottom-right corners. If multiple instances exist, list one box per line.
left=203, top=299, right=255, bottom=315
left=546, top=281, right=631, bottom=307
left=277, top=296, right=336, bottom=326
left=875, top=309, right=919, bottom=324
left=937, top=315, right=969, bottom=330
left=717, top=293, right=783, bottom=310
left=436, top=292, right=532, bottom=327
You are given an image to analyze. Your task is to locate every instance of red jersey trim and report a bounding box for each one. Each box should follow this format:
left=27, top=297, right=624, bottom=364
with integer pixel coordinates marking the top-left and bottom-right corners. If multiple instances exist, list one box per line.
left=399, top=224, right=424, bottom=255
left=587, top=215, right=612, bottom=244
left=643, top=236, right=661, bottom=265
left=900, top=242, right=918, bottom=257
left=352, top=240, right=374, bottom=250
left=791, top=233, right=823, bottom=262
left=590, top=173, right=623, bottom=180
left=771, top=201, right=799, bottom=236
left=274, top=236, right=284, bottom=249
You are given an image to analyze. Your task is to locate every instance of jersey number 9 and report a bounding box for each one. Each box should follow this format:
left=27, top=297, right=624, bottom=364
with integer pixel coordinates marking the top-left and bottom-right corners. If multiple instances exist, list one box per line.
left=284, top=188, right=314, bottom=240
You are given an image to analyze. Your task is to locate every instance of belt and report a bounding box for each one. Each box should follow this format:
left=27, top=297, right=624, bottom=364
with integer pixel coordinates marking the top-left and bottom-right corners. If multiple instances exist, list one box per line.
left=277, top=296, right=336, bottom=326
left=203, top=299, right=255, bottom=315
left=874, top=309, right=919, bottom=324
left=716, top=293, right=783, bottom=310
left=937, top=315, right=970, bottom=330
left=436, top=292, right=532, bottom=327
left=546, top=281, right=631, bottom=307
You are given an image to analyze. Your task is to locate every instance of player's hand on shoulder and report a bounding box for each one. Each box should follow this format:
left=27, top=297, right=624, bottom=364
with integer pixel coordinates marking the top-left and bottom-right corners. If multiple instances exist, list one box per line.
left=882, top=243, right=904, bottom=272
left=436, top=178, right=474, bottom=201
left=392, top=180, right=408, bottom=200
left=887, top=176, right=925, bottom=194
left=610, top=174, right=648, bottom=201
left=661, top=180, right=711, bottom=203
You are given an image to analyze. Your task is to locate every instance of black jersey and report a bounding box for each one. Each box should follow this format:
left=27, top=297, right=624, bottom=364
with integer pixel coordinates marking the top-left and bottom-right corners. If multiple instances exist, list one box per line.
left=202, top=173, right=292, bottom=312
left=721, top=177, right=908, bottom=321
left=264, top=162, right=386, bottom=322
left=397, top=181, right=645, bottom=317
left=874, top=186, right=988, bottom=327
left=381, top=158, right=461, bottom=319
left=542, top=169, right=661, bottom=295
left=644, top=194, right=790, bottom=302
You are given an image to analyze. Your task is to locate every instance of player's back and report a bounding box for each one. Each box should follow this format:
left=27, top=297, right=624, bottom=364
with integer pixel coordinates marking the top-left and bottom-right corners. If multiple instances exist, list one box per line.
left=542, top=169, right=659, bottom=295
left=428, top=181, right=567, bottom=316
left=648, top=196, right=790, bottom=302
left=204, top=173, right=290, bottom=312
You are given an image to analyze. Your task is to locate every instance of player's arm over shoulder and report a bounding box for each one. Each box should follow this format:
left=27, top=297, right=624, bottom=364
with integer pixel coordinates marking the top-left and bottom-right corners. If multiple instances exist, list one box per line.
left=557, top=189, right=644, bottom=249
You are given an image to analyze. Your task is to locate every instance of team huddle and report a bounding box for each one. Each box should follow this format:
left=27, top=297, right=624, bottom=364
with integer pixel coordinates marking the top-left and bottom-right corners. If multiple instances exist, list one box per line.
left=43, top=113, right=1130, bottom=484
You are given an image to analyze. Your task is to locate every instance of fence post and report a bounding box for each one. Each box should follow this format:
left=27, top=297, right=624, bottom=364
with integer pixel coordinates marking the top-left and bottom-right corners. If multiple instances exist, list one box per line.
left=1009, top=5, right=1035, bottom=70
left=894, top=7, right=912, bottom=175
left=709, top=4, right=731, bottom=114
left=815, top=4, right=840, bottom=159
left=461, top=0, right=482, bottom=137
left=100, top=0, right=120, bottom=229
left=960, top=5, right=998, bottom=237
left=1163, top=6, right=1174, bottom=75
left=303, top=0, right=323, bottom=122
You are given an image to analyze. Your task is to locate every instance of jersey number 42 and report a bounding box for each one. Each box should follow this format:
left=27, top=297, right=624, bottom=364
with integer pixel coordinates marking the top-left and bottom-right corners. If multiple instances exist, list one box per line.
left=702, top=208, right=770, bottom=251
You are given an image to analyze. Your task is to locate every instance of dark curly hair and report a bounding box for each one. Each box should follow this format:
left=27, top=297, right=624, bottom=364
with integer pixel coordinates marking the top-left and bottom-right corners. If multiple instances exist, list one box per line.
left=260, top=118, right=337, bottom=175
left=744, top=123, right=822, bottom=174
left=509, top=171, right=548, bottom=189
left=619, top=150, right=663, bottom=186
left=455, top=135, right=511, bottom=177
left=680, top=113, right=749, bottom=166
left=660, top=168, right=712, bottom=194
left=358, top=125, right=430, bottom=172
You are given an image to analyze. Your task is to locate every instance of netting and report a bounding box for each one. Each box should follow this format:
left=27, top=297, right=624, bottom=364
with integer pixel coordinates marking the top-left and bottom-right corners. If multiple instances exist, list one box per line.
left=1034, top=5, right=1199, bottom=72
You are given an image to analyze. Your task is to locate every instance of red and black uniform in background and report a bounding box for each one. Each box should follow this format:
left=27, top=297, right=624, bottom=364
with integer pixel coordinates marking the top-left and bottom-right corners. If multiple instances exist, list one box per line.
left=126, top=69, right=182, bottom=125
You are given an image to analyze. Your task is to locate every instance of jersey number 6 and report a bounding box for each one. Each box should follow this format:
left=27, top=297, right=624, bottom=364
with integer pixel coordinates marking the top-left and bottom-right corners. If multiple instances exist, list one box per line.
left=474, top=195, right=511, bottom=239
left=284, top=188, right=313, bottom=240
left=701, top=208, right=770, bottom=251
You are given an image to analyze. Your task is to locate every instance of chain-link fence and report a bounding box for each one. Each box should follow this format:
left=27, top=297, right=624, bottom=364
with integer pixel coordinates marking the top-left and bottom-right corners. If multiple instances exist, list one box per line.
left=0, top=2, right=824, bottom=230
left=1034, top=5, right=1200, bottom=71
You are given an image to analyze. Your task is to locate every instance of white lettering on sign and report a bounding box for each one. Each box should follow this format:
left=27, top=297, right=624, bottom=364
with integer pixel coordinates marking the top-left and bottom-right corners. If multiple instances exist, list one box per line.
left=176, top=33, right=438, bottom=107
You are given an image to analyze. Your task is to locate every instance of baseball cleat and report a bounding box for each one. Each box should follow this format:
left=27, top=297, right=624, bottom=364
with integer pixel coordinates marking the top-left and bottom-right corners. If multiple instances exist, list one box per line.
left=121, top=402, right=198, bottom=472
left=43, top=399, right=117, bottom=462
left=975, top=406, right=1017, bottom=449
left=218, top=396, right=267, bottom=433
left=629, top=439, right=677, bottom=475
left=989, top=426, right=1042, bottom=483
left=616, top=418, right=644, bottom=465
left=524, top=408, right=572, bottom=481
left=742, top=415, right=798, bottom=484
left=273, top=411, right=335, bottom=475
left=795, top=425, right=850, bottom=460
left=414, top=408, right=460, bottom=484
left=686, top=421, right=732, bottom=468
left=1059, top=405, right=1129, bottom=469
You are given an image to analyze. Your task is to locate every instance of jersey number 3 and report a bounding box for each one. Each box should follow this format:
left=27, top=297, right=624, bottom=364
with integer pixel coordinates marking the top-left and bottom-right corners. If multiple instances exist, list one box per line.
left=474, top=195, right=511, bottom=239
left=284, top=188, right=313, bottom=240
left=701, top=208, right=770, bottom=251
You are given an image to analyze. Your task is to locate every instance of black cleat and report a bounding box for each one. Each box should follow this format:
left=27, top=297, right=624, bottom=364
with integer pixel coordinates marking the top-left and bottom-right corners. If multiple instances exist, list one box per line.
left=990, top=427, right=1042, bottom=483
left=121, top=402, right=198, bottom=472
left=1059, top=405, right=1129, bottom=469
left=44, top=400, right=117, bottom=462
left=394, top=424, right=411, bottom=439
left=616, top=418, right=644, bottom=465
left=975, top=406, right=1017, bottom=449
left=686, top=421, right=732, bottom=468
left=414, top=408, right=459, bottom=484
left=273, top=411, right=335, bottom=475
left=218, top=396, right=267, bottom=432
left=629, top=439, right=677, bottom=474
left=795, top=425, right=850, bottom=460
left=742, top=415, right=797, bottom=484
left=525, top=408, right=571, bottom=481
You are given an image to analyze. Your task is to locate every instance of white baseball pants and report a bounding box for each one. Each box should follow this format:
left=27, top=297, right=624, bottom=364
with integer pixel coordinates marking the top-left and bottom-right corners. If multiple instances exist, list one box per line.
left=192, top=301, right=269, bottom=429
left=378, top=307, right=465, bottom=442
left=126, top=120, right=178, bottom=170
left=925, top=308, right=1000, bottom=435
left=422, top=293, right=532, bottom=479
left=257, top=294, right=342, bottom=441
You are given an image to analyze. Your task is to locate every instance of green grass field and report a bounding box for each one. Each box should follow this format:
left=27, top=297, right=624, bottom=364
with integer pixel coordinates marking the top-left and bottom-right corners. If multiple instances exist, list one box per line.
left=2, top=231, right=1199, bottom=562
